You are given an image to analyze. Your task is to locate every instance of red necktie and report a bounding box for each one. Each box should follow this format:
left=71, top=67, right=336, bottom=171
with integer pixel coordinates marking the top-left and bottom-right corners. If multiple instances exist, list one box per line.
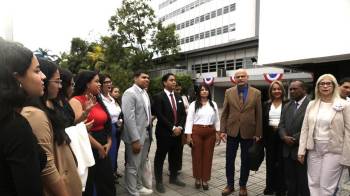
left=170, top=93, right=177, bottom=124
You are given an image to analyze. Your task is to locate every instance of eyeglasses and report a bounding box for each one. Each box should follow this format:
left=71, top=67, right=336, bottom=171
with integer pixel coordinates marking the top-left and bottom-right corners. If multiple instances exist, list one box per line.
left=103, top=80, right=112, bottom=84
left=48, top=79, right=62, bottom=84
left=319, top=82, right=333, bottom=87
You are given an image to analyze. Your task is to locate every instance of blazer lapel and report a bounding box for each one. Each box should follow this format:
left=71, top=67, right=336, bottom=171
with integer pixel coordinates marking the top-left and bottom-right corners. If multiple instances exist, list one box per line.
left=243, top=88, right=254, bottom=110
left=232, top=87, right=240, bottom=109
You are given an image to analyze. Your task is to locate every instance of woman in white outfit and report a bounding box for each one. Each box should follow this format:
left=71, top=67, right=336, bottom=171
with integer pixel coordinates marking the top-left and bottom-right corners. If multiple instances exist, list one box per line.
left=298, top=74, right=350, bottom=196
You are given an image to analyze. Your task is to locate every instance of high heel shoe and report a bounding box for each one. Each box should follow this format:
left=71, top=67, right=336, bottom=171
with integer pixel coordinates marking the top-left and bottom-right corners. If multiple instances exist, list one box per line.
left=202, top=182, right=209, bottom=190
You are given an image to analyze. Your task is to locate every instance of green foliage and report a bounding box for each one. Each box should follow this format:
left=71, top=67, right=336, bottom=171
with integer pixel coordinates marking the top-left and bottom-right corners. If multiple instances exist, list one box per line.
left=148, top=74, right=193, bottom=97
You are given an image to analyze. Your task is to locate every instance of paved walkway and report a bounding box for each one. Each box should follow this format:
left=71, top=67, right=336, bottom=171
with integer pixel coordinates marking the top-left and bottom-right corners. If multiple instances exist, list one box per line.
left=116, top=136, right=267, bottom=196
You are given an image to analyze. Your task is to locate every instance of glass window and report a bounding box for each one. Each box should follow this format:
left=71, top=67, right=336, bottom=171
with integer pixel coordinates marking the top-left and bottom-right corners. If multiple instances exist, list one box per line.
left=181, top=22, right=185, bottom=29
left=185, top=20, right=190, bottom=27
left=195, top=17, right=200, bottom=24
left=211, top=29, right=216, bottom=36
left=195, top=34, right=199, bottom=40
left=185, top=37, right=189, bottom=43
left=223, top=6, right=229, bottom=14
left=200, top=32, right=204, bottom=39
left=202, top=63, right=209, bottom=73
left=229, top=23, right=236, bottom=32
left=190, top=19, right=194, bottom=25
left=217, top=27, right=222, bottom=35
left=209, top=62, right=216, bottom=72
left=223, top=25, right=229, bottom=33
left=217, top=61, right=225, bottom=69
left=176, top=24, right=181, bottom=30
left=211, top=11, right=216, bottom=18
left=226, top=60, right=234, bottom=70
left=205, top=31, right=210, bottom=38
left=200, top=15, right=205, bottom=22
left=180, top=38, right=185, bottom=44
left=230, top=3, right=236, bottom=12
left=190, top=35, right=194, bottom=42
left=236, top=59, right=243, bottom=69
left=217, top=8, right=222, bottom=16
left=195, top=64, right=201, bottom=73
left=205, top=13, right=210, bottom=20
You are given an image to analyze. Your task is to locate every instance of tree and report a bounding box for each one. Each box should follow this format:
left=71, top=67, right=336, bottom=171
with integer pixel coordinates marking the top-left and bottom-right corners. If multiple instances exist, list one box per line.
left=109, top=0, right=157, bottom=70
left=152, top=22, right=180, bottom=66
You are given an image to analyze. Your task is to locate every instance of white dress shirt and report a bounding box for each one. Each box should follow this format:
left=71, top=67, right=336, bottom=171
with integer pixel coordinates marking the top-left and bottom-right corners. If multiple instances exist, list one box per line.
left=101, top=93, right=121, bottom=124
left=184, top=101, right=220, bottom=134
left=164, top=89, right=176, bottom=109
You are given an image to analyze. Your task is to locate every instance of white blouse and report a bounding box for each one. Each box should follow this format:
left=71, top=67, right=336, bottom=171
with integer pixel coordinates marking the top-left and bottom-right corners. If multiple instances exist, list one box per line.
left=314, top=101, right=332, bottom=141
left=184, top=101, right=220, bottom=134
left=268, top=103, right=282, bottom=127
left=101, top=93, right=121, bottom=124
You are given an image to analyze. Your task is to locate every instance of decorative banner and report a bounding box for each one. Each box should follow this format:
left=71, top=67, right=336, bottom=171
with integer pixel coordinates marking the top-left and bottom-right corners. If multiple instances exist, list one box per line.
left=263, top=73, right=283, bottom=83
left=203, top=76, right=214, bottom=86
left=230, top=75, right=236, bottom=84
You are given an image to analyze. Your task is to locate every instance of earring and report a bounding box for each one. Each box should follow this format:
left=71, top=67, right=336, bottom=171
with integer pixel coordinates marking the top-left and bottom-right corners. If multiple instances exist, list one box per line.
left=19, top=83, right=22, bottom=88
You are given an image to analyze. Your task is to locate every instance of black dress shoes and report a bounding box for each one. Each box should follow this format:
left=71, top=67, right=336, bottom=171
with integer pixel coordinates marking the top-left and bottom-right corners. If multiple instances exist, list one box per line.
left=156, top=183, right=165, bottom=193
left=169, top=178, right=186, bottom=187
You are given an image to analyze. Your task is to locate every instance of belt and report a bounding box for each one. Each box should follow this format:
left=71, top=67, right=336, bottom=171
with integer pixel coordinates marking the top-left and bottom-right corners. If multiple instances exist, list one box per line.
left=193, top=124, right=214, bottom=128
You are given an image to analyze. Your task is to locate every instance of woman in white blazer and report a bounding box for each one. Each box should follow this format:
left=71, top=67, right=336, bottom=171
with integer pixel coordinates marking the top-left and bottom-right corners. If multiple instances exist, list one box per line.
left=298, top=74, right=350, bottom=196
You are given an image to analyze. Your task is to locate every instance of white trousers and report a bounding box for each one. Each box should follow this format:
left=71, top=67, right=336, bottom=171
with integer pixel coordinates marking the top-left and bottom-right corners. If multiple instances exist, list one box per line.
left=307, top=141, right=343, bottom=196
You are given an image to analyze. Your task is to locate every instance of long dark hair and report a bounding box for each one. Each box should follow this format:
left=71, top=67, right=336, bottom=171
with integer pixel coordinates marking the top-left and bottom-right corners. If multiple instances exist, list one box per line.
left=0, top=39, right=33, bottom=121
left=32, top=58, right=70, bottom=145
left=194, top=84, right=216, bottom=112
left=57, top=68, right=73, bottom=101
left=73, top=71, right=111, bottom=133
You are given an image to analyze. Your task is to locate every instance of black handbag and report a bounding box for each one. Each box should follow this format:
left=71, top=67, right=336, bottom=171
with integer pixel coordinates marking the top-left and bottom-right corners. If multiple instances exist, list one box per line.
left=248, top=140, right=265, bottom=171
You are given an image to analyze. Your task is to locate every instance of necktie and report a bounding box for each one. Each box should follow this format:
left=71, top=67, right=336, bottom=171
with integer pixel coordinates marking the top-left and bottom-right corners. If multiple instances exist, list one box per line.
left=170, top=93, right=177, bottom=124
left=239, top=92, right=244, bottom=108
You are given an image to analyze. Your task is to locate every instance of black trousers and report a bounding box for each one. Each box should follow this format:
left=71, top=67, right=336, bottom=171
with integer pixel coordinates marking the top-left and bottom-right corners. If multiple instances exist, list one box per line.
left=154, top=135, right=182, bottom=183
left=83, top=131, right=116, bottom=196
left=264, top=130, right=286, bottom=192
left=284, top=156, right=310, bottom=196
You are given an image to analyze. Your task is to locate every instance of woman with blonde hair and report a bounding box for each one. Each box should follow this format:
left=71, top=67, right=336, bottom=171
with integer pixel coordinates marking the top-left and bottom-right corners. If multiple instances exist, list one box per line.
left=298, top=74, right=350, bottom=196
left=262, top=80, right=287, bottom=195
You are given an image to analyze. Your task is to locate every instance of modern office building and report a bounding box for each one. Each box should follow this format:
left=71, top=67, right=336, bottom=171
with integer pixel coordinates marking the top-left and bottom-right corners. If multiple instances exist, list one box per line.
left=152, top=0, right=312, bottom=105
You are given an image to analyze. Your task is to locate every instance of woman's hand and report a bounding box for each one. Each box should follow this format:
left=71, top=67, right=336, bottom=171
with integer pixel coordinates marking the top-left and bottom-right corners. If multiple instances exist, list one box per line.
left=297, top=155, right=305, bottom=164
left=97, top=145, right=107, bottom=159
left=216, top=132, right=221, bottom=145
left=186, top=134, right=193, bottom=146
left=84, top=119, right=94, bottom=131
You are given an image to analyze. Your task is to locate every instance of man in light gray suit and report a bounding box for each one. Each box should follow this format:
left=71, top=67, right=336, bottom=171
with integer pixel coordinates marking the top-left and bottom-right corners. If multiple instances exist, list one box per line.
left=122, top=70, right=153, bottom=196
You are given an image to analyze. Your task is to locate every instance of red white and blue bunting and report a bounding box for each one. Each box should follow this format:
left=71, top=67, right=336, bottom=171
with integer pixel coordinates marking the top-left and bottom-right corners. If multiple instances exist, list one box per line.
left=263, top=73, right=283, bottom=83
left=203, top=76, right=214, bottom=86
left=229, top=75, right=236, bottom=84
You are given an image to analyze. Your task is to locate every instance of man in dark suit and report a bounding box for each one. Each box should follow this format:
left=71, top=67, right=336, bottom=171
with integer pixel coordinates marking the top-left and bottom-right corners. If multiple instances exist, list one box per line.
left=278, top=80, right=310, bottom=196
left=152, top=73, right=187, bottom=193
left=220, top=69, right=262, bottom=196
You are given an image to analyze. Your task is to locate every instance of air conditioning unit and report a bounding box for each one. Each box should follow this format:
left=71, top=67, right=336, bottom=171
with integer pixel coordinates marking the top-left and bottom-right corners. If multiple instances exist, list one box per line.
left=217, top=68, right=226, bottom=77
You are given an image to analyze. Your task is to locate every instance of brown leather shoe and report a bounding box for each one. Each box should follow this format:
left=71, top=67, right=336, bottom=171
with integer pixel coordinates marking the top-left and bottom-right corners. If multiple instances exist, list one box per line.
left=239, top=186, right=248, bottom=196
left=222, top=186, right=234, bottom=196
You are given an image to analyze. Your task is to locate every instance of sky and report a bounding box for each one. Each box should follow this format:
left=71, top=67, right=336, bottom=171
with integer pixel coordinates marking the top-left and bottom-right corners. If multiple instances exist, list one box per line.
left=0, top=0, right=122, bottom=54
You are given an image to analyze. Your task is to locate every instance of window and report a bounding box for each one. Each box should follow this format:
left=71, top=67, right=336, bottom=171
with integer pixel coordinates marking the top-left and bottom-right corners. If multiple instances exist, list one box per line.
left=223, top=6, right=229, bottom=14
left=202, top=64, right=209, bottom=73
left=217, top=27, right=222, bottom=35
left=176, top=24, right=181, bottom=30
left=236, top=59, right=243, bottom=69
left=210, top=11, right=216, bottom=18
left=217, top=8, right=222, bottom=16
left=185, top=20, right=190, bottom=27
left=211, top=29, right=216, bottom=36
left=195, top=17, right=200, bottom=24
left=180, top=38, right=185, bottom=44
left=190, top=19, right=195, bottom=26
left=205, top=13, right=210, bottom=20
left=200, top=15, right=205, bottom=22
left=190, top=2, right=194, bottom=9
left=226, top=60, right=234, bottom=70
left=209, top=62, right=216, bottom=72
left=200, top=32, right=204, bottom=39
left=223, top=25, right=229, bottom=33
left=205, top=31, right=210, bottom=38
left=194, top=64, right=201, bottom=73
left=185, top=37, right=189, bottom=43
left=190, top=35, right=194, bottom=42
left=195, top=34, right=199, bottom=40
left=217, top=61, right=225, bottom=69
left=230, top=3, right=236, bottom=12
left=181, top=22, right=185, bottom=29
left=229, top=23, right=236, bottom=32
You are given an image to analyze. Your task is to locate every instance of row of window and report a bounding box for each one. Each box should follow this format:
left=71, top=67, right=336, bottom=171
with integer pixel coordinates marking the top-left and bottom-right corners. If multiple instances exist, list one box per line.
left=192, top=59, right=244, bottom=73
left=180, top=23, right=236, bottom=45
left=159, top=0, right=177, bottom=9
left=160, top=0, right=213, bottom=22
left=176, top=4, right=236, bottom=31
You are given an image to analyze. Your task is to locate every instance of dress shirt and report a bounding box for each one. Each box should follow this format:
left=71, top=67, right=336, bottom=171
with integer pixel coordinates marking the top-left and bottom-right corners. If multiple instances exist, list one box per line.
left=101, top=93, right=121, bottom=124
left=314, top=101, right=332, bottom=141
left=164, top=89, right=177, bottom=109
left=185, top=101, right=220, bottom=134
left=133, top=84, right=151, bottom=125
left=238, top=85, right=248, bottom=102
left=295, top=95, right=307, bottom=110
left=269, top=103, right=282, bottom=127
